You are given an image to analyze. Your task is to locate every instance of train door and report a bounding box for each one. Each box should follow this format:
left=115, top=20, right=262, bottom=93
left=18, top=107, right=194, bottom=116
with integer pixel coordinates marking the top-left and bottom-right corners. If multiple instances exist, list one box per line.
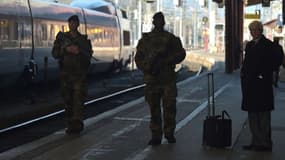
left=115, top=7, right=132, bottom=69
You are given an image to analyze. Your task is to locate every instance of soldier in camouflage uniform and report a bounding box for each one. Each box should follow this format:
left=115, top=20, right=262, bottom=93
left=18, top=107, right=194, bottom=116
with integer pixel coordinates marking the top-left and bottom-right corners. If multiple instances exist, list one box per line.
left=135, top=12, right=186, bottom=145
left=52, top=15, right=92, bottom=134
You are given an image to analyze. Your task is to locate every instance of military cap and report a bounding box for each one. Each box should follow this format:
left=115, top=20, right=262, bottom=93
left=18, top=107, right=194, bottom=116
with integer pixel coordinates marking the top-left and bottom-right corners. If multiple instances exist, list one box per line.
left=68, top=15, right=79, bottom=23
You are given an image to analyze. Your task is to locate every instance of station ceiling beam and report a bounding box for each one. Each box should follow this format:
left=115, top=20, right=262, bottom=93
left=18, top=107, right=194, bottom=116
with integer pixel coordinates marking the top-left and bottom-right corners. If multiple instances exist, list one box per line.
left=246, top=0, right=280, bottom=6
left=247, top=0, right=262, bottom=6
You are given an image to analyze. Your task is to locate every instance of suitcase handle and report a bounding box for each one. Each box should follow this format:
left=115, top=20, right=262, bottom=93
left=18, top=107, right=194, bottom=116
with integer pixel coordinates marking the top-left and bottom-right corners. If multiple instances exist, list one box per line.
left=206, top=111, right=231, bottom=120
left=207, top=73, right=215, bottom=116
left=222, top=110, right=231, bottom=119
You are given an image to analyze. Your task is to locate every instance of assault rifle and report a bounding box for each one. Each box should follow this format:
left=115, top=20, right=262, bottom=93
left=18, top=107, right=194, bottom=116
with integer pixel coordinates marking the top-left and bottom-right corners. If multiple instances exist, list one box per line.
left=56, top=31, right=95, bottom=60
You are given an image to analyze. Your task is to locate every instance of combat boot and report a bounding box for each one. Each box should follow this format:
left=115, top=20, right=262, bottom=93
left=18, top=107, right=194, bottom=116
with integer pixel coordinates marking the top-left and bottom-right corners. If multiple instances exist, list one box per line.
left=65, top=120, right=84, bottom=134
left=148, top=138, right=162, bottom=146
left=165, top=135, right=176, bottom=143
left=165, top=133, right=176, bottom=144
left=148, top=133, right=162, bottom=146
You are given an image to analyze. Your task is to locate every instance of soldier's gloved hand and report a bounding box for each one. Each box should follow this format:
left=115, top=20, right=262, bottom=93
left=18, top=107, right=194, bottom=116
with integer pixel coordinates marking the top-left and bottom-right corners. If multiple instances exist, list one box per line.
left=66, top=45, right=79, bottom=55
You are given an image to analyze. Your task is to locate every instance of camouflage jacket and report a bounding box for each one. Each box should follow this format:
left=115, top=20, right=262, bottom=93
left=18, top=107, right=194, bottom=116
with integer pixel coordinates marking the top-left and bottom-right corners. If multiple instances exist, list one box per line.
left=52, top=31, right=92, bottom=75
left=135, top=30, right=186, bottom=84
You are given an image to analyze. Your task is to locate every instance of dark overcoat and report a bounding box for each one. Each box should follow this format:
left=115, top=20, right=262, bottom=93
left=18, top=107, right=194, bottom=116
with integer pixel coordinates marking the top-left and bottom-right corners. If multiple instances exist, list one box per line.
left=241, top=35, right=275, bottom=112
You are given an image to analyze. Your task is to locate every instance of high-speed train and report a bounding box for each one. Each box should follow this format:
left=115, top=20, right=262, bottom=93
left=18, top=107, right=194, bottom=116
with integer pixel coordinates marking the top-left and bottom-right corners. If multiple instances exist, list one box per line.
left=0, top=0, right=132, bottom=88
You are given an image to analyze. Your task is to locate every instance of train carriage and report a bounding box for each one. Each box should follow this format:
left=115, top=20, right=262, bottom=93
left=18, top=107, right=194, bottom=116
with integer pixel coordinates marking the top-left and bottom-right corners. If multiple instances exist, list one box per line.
left=0, top=0, right=132, bottom=88
left=71, top=0, right=132, bottom=70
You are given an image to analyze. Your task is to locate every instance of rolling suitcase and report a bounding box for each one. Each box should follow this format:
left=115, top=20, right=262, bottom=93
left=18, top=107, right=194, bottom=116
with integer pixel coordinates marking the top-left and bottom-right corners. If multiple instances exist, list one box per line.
left=202, top=73, right=232, bottom=148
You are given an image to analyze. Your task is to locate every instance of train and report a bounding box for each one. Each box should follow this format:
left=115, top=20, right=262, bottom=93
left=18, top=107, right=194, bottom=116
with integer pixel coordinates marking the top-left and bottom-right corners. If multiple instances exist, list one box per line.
left=0, top=0, right=132, bottom=88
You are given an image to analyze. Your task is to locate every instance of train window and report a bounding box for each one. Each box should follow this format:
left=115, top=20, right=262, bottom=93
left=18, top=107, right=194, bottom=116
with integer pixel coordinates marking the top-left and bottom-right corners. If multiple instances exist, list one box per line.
left=0, top=19, right=8, bottom=40
left=121, top=10, right=127, bottom=19
left=50, top=24, right=55, bottom=40
left=0, top=21, right=19, bottom=48
left=35, top=23, right=42, bottom=46
left=21, top=23, right=32, bottom=48
left=61, top=25, right=67, bottom=32
left=54, top=24, right=61, bottom=35
left=19, top=23, right=24, bottom=40
left=9, top=21, right=18, bottom=40
left=123, top=30, right=130, bottom=46
left=41, top=24, right=47, bottom=41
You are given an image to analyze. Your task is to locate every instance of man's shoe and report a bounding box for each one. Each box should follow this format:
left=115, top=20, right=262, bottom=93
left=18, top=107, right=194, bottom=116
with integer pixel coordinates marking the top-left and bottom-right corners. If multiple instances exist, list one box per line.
left=243, top=145, right=272, bottom=152
left=65, top=127, right=83, bottom=134
left=254, top=146, right=272, bottom=152
left=242, top=144, right=255, bottom=150
left=65, top=128, right=77, bottom=134
left=166, top=136, right=176, bottom=144
left=148, top=139, right=161, bottom=146
left=65, top=121, right=84, bottom=134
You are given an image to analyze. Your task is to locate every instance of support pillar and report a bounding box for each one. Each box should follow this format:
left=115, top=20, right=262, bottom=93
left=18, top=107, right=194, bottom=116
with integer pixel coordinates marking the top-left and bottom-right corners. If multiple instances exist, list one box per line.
left=224, top=0, right=244, bottom=73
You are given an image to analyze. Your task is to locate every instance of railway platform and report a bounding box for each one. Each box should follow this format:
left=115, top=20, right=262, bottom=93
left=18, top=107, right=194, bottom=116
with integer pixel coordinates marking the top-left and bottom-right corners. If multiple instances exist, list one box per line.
left=0, top=52, right=285, bottom=160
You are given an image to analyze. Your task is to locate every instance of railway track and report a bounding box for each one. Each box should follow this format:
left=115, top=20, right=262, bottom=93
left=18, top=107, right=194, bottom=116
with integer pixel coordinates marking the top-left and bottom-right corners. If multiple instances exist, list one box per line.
left=0, top=84, right=146, bottom=134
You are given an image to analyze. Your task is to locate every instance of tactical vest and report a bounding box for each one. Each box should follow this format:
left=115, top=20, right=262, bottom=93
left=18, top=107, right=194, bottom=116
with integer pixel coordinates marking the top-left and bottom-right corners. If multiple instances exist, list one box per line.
left=52, top=31, right=92, bottom=75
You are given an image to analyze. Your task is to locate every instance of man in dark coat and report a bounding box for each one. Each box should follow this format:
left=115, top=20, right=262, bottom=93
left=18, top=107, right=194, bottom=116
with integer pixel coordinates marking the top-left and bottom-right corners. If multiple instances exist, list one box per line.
left=241, top=20, right=275, bottom=152
left=135, top=12, right=186, bottom=146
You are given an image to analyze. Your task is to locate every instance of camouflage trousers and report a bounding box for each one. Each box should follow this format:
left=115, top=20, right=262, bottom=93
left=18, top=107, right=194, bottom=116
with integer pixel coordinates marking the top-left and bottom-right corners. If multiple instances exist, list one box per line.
left=144, top=81, right=177, bottom=139
left=60, top=73, right=87, bottom=128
